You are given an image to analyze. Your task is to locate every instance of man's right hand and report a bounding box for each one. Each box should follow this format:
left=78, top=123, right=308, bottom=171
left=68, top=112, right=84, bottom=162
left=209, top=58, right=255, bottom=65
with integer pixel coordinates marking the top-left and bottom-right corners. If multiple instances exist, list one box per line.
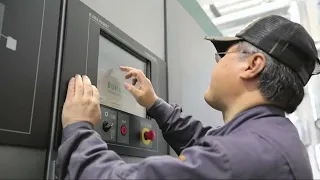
left=120, top=66, right=158, bottom=109
left=62, top=75, right=101, bottom=128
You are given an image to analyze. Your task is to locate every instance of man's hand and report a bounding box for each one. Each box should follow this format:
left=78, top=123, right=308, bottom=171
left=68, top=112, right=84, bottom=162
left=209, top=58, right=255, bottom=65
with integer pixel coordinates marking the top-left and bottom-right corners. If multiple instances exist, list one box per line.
left=62, top=74, right=101, bottom=128
left=120, top=66, right=158, bottom=109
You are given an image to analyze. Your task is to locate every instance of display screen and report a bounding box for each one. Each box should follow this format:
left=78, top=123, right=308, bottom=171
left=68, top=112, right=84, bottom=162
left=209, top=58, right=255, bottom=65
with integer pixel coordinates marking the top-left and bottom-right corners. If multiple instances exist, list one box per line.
left=97, top=35, right=147, bottom=118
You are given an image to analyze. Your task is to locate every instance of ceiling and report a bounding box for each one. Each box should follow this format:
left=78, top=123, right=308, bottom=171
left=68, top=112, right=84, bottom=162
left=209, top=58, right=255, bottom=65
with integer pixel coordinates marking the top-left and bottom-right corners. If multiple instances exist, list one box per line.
left=197, top=0, right=292, bottom=36
left=196, top=0, right=319, bottom=54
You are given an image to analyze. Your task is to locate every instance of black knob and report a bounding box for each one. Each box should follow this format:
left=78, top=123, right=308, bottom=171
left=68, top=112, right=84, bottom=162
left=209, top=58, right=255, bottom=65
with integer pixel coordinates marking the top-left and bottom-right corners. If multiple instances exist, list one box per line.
left=102, top=121, right=113, bottom=132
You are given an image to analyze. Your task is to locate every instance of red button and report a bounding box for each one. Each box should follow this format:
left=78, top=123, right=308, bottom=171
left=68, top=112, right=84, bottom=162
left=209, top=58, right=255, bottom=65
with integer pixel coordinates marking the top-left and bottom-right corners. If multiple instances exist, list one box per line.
left=120, top=125, right=127, bottom=136
left=144, top=130, right=156, bottom=141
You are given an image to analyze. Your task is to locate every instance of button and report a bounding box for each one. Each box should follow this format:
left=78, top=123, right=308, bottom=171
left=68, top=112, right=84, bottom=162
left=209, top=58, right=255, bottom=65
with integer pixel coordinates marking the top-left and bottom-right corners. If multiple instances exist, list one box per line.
left=144, top=130, right=156, bottom=141
left=120, top=125, right=127, bottom=136
left=102, top=121, right=113, bottom=132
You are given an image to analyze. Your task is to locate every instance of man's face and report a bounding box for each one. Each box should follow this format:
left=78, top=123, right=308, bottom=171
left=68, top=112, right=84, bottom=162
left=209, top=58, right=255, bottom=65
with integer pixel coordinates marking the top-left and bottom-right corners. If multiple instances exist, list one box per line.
left=204, top=44, right=244, bottom=111
left=204, top=43, right=267, bottom=111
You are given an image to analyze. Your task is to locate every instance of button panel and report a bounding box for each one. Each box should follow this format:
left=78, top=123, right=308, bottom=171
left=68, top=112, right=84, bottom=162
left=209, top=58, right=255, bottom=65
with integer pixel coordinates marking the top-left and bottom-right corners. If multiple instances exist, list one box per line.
left=96, top=106, right=160, bottom=152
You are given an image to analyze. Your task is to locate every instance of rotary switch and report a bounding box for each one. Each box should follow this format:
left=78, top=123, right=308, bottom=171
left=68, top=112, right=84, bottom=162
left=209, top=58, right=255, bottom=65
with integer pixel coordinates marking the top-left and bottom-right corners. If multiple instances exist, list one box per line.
left=102, top=121, right=113, bottom=132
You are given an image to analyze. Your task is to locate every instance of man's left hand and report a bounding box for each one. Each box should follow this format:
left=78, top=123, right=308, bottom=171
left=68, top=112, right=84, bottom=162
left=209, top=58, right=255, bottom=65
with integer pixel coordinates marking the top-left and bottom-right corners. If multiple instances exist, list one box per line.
left=62, top=74, right=101, bottom=128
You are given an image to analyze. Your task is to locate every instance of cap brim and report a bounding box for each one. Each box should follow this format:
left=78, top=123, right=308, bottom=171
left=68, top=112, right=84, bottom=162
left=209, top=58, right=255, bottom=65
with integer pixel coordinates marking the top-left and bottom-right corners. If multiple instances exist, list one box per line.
left=204, top=36, right=243, bottom=53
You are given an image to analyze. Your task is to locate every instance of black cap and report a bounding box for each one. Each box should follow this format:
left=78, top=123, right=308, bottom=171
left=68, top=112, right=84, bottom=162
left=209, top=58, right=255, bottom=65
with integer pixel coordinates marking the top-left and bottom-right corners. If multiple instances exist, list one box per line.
left=205, top=15, right=320, bottom=86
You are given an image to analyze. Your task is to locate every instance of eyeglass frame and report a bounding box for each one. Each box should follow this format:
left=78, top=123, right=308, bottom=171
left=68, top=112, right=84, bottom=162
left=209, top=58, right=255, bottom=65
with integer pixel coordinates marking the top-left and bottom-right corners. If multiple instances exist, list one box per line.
left=214, top=51, right=252, bottom=62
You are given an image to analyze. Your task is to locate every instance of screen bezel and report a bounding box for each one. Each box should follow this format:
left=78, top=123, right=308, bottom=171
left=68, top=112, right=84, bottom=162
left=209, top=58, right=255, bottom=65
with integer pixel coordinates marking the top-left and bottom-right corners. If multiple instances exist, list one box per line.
left=99, top=30, right=151, bottom=119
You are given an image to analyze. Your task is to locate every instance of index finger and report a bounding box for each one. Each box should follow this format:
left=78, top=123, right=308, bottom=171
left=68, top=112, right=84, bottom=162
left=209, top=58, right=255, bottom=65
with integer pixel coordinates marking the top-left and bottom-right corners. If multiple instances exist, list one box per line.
left=120, top=66, right=135, bottom=72
left=125, top=69, right=146, bottom=84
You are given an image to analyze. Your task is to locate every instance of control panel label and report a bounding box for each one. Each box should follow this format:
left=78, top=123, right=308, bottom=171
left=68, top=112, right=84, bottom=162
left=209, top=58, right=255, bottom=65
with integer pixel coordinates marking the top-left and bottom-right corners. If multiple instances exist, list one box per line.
left=89, top=12, right=109, bottom=29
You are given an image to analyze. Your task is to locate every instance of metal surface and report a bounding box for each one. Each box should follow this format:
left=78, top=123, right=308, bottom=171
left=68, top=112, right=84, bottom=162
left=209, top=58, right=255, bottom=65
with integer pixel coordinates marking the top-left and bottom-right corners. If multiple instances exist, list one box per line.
left=0, top=0, right=60, bottom=148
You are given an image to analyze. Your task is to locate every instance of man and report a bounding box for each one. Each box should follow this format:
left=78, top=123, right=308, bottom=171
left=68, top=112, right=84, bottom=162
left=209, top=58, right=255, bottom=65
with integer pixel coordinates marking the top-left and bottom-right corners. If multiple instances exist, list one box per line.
left=57, top=15, right=319, bottom=179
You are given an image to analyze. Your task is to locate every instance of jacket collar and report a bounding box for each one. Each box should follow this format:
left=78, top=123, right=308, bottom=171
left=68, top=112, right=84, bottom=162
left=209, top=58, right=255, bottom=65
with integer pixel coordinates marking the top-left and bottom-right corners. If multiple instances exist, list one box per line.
left=211, top=105, right=285, bottom=135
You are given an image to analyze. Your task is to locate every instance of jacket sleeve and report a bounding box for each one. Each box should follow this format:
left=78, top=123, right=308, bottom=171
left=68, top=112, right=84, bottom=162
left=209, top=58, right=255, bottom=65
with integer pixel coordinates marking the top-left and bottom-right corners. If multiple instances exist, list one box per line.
left=56, top=122, right=231, bottom=180
left=147, top=98, right=213, bottom=154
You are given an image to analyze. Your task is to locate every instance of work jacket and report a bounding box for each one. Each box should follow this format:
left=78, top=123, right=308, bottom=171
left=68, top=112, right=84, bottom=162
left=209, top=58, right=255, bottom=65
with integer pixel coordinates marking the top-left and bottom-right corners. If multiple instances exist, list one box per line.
left=57, top=98, right=313, bottom=179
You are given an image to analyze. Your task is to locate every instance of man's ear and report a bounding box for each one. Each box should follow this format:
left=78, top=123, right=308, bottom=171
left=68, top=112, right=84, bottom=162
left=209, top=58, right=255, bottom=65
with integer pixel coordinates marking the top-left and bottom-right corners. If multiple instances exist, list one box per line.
left=240, top=53, right=266, bottom=79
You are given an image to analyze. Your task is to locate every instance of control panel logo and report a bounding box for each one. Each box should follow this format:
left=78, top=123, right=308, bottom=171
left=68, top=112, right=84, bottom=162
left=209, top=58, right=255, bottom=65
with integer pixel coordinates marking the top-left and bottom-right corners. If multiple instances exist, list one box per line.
left=89, top=12, right=109, bottom=29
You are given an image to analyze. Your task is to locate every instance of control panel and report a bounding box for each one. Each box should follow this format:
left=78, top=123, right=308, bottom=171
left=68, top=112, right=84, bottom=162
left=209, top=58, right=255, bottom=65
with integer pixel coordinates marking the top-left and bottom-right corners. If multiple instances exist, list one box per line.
left=56, top=0, right=168, bottom=157
left=95, top=106, right=160, bottom=152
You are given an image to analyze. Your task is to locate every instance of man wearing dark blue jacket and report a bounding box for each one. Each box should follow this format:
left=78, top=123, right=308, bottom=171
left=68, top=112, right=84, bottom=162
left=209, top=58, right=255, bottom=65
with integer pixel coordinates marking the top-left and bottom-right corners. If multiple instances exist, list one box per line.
left=57, top=15, right=319, bottom=179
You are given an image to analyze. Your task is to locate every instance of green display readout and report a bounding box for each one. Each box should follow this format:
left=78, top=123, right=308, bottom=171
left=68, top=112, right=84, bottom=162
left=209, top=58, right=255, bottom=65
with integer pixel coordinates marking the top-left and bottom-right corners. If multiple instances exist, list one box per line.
left=108, top=81, right=124, bottom=94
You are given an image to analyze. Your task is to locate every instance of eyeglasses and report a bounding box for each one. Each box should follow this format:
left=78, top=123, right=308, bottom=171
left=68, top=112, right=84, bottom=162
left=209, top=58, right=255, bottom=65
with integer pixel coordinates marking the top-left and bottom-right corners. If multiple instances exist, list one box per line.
left=214, top=51, right=250, bottom=62
left=214, top=52, right=238, bottom=62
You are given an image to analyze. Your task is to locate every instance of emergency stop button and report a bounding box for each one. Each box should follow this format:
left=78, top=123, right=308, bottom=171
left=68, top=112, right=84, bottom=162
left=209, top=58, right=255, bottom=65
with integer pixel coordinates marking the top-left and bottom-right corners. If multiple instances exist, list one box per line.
left=144, top=129, right=156, bottom=141
left=120, top=125, right=127, bottom=136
